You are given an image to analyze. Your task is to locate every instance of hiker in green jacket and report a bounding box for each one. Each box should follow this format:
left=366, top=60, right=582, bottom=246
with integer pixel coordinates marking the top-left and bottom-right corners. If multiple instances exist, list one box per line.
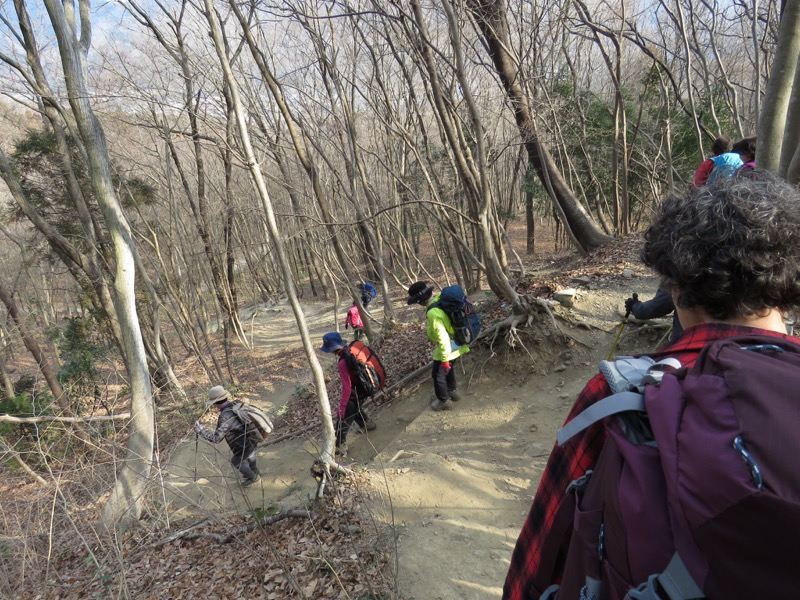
left=407, top=281, right=470, bottom=411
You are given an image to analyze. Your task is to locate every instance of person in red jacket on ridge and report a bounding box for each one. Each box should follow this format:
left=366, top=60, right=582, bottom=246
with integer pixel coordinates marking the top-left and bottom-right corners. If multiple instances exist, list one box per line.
left=692, top=136, right=742, bottom=187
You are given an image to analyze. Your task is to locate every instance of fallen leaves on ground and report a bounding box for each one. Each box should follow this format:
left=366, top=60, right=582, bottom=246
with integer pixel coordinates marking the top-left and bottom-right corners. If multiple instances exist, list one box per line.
left=0, top=233, right=652, bottom=600
left=14, top=473, right=397, bottom=600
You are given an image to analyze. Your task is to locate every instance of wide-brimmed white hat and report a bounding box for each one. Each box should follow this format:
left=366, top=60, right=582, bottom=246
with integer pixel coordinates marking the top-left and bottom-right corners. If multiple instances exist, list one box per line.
left=206, top=385, right=231, bottom=404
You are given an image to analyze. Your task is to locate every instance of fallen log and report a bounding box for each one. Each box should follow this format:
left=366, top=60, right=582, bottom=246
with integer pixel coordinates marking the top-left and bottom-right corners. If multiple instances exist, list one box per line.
left=0, top=412, right=130, bottom=424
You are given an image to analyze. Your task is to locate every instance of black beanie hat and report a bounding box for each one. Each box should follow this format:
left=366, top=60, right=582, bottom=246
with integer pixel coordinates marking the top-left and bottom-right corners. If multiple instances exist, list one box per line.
left=407, top=281, right=433, bottom=305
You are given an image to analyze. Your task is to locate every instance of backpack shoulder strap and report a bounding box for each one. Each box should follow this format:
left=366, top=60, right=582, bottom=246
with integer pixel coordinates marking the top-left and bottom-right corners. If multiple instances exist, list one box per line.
left=228, top=401, right=249, bottom=427
left=557, top=391, right=645, bottom=446
left=558, top=357, right=682, bottom=446
left=343, top=346, right=363, bottom=377
left=626, top=553, right=704, bottom=600
left=342, top=347, right=355, bottom=367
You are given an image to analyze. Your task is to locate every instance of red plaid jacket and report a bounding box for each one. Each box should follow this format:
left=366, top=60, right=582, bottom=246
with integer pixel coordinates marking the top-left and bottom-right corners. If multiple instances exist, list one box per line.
left=503, top=323, right=794, bottom=599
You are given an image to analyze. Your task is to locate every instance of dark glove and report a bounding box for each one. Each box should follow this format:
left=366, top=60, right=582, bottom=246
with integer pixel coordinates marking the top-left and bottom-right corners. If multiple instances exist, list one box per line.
left=344, top=323, right=349, bottom=329
left=624, top=293, right=639, bottom=317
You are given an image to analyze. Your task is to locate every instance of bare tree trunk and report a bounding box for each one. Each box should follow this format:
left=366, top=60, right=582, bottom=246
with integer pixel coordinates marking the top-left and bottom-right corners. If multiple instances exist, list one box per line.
left=0, top=351, right=16, bottom=401
left=572, top=0, right=630, bottom=233
left=206, top=0, right=338, bottom=465
left=753, top=0, right=763, bottom=131
left=40, top=0, right=154, bottom=529
left=125, top=0, right=248, bottom=353
left=228, top=1, right=381, bottom=344
left=0, top=280, right=89, bottom=444
left=467, top=0, right=612, bottom=253
left=525, top=165, right=536, bottom=254
left=758, top=0, right=800, bottom=173
left=783, top=75, right=800, bottom=181
left=433, top=0, right=520, bottom=303
left=126, top=230, right=187, bottom=404
left=4, top=1, right=127, bottom=358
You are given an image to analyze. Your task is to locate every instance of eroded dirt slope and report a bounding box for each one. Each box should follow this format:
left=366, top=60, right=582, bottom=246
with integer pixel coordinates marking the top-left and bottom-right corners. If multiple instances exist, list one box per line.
left=159, top=268, right=666, bottom=599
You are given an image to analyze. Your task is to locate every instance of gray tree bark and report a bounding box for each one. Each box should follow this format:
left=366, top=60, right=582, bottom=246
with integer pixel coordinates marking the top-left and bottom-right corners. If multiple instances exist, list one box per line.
left=0, top=279, right=89, bottom=445
left=40, top=0, right=154, bottom=529
left=467, top=0, right=612, bottom=253
left=227, top=0, right=379, bottom=344
left=758, top=0, right=800, bottom=173
left=205, top=0, right=338, bottom=464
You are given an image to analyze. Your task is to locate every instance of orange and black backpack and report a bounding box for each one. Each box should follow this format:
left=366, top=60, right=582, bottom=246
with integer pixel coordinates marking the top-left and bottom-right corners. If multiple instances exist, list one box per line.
left=344, top=340, right=386, bottom=398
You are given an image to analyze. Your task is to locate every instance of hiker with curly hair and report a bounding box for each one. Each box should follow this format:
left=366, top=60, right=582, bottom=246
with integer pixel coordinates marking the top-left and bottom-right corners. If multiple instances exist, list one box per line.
left=504, top=172, right=800, bottom=599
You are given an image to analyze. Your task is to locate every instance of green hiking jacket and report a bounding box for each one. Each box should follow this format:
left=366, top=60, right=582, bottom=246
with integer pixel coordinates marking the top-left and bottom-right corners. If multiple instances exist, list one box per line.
left=426, top=293, right=471, bottom=362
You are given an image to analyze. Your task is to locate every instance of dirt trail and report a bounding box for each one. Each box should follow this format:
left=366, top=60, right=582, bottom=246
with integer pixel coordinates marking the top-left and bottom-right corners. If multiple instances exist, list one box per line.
left=160, top=275, right=665, bottom=598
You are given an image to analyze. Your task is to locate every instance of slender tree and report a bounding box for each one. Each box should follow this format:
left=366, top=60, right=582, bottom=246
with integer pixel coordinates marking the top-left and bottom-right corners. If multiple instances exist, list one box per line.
left=759, top=0, right=800, bottom=177
left=37, top=0, right=154, bottom=528
left=467, top=0, right=612, bottom=253
left=204, top=0, right=340, bottom=466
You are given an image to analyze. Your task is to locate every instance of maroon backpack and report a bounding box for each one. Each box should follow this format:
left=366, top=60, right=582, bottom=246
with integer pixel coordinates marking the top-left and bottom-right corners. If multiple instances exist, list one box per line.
left=548, top=335, right=800, bottom=600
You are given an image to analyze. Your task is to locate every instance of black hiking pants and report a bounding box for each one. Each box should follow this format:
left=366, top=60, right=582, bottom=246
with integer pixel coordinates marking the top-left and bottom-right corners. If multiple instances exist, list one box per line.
left=336, top=396, right=370, bottom=448
left=432, top=359, right=457, bottom=402
left=229, top=439, right=259, bottom=481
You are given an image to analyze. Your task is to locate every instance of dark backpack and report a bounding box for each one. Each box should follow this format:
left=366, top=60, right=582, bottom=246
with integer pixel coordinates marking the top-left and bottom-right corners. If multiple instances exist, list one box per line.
left=547, top=335, right=800, bottom=600
left=230, top=401, right=274, bottom=445
left=345, top=340, right=386, bottom=398
left=427, top=285, right=482, bottom=346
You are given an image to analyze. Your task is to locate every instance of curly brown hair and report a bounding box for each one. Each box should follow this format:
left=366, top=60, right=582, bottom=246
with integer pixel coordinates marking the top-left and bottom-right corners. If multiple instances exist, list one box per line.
left=642, top=171, right=800, bottom=320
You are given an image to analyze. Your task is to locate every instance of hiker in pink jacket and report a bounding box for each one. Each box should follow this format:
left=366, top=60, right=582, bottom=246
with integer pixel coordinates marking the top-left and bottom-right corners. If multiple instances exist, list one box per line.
left=320, top=331, right=376, bottom=456
left=344, top=302, right=364, bottom=341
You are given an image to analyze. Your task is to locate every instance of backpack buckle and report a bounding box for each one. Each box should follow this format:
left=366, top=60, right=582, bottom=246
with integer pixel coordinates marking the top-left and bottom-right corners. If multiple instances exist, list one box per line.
left=566, top=470, right=593, bottom=494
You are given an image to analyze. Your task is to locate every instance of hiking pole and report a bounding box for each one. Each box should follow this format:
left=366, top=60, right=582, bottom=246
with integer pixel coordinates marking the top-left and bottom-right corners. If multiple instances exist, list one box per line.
left=193, top=405, right=209, bottom=482
left=608, top=294, right=636, bottom=360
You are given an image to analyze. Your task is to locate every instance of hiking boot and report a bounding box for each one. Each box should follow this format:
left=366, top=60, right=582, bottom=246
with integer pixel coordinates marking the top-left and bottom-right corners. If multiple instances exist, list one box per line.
left=242, top=475, right=262, bottom=487
left=430, top=399, right=454, bottom=411
left=335, top=444, right=348, bottom=457
left=364, top=420, right=377, bottom=431
left=448, top=390, right=461, bottom=402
